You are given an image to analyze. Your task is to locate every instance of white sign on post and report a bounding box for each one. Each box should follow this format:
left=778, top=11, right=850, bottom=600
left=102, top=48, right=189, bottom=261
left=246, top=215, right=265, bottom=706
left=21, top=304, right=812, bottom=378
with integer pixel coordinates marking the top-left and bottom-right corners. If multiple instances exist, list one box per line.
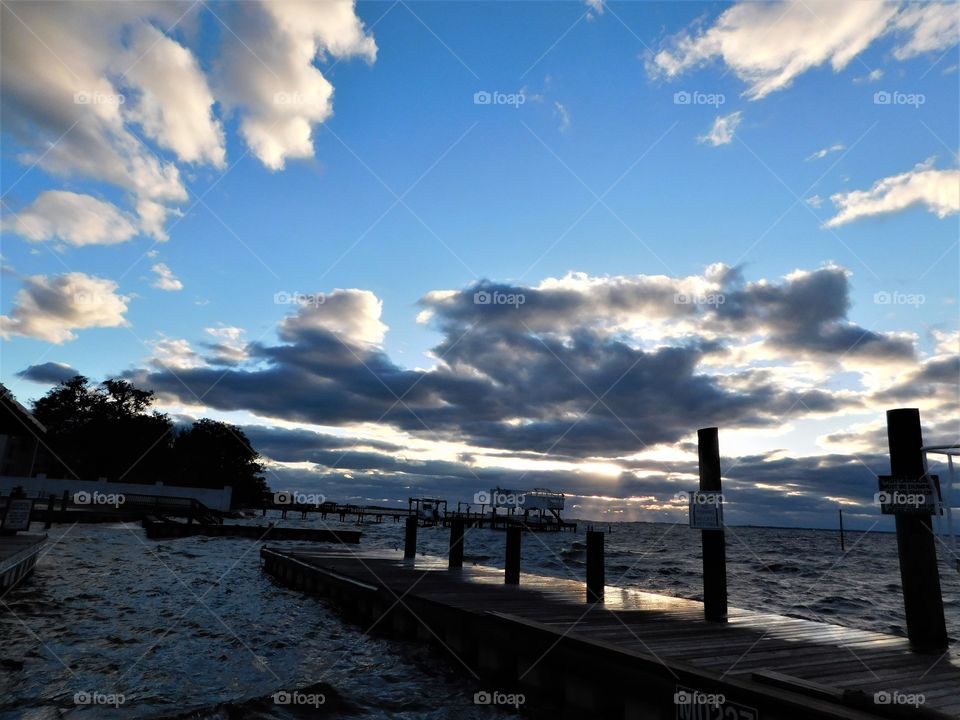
left=876, top=475, right=939, bottom=515
left=688, top=492, right=724, bottom=530
left=2, top=498, right=34, bottom=531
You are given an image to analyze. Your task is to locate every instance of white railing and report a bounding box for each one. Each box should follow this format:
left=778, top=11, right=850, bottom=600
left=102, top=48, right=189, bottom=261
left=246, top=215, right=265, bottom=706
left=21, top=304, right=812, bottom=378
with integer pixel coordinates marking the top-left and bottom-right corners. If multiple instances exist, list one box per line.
left=0, top=475, right=233, bottom=512
left=923, top=445, right=960, bottom=572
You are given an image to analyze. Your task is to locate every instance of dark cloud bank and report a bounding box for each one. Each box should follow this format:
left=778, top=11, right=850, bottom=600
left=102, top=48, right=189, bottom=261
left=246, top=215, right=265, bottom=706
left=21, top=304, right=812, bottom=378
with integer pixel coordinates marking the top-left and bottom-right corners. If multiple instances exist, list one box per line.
left=26, top=265, right=957, bottom=528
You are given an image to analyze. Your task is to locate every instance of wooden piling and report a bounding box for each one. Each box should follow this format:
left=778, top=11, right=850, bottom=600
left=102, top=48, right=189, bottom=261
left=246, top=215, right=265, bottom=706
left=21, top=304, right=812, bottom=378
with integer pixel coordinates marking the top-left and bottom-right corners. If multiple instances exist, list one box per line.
left=586, top=529, right=604, bottom=603
left=886, top=408, right=947, bottom=652
left=838, top=509, right=845, bottom=551
left=698, top=427, right=727, bottom=622
left=44, top=494, right=54, bottom=529
left=449, top=516, right=465, bottom=569
left=505, top=526, right=521, bottom=584
left=404, top=515, right=417, bottom=559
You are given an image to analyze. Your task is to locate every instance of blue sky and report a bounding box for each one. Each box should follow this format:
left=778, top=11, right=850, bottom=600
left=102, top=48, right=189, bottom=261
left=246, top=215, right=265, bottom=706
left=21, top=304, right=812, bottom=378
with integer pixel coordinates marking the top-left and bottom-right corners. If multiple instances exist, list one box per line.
left=1, top=1, right=958, bottom=527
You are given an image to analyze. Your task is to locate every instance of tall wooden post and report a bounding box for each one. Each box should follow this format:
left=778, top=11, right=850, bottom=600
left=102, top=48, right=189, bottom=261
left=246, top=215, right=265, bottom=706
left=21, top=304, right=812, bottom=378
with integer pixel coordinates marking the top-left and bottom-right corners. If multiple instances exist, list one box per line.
left=698, top=427, right=728, bottom=622
left=505, top=527, right=521, bottom=584
left=44, top=494, right=55, bottom=529
left=449, top=517, right=465, bottom=569
left=404, top=516, right=417, bottom=559
left=886, top=409, right=947, bottom=651
left=838, top=509, right=845, bottom=551
left=586, top=529, right=605, bottom=603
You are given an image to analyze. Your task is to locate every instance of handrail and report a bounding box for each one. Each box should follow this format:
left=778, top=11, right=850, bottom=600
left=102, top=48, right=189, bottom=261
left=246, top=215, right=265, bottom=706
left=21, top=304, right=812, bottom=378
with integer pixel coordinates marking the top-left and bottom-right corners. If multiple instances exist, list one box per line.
left=923, top=445, right=958, bottom=573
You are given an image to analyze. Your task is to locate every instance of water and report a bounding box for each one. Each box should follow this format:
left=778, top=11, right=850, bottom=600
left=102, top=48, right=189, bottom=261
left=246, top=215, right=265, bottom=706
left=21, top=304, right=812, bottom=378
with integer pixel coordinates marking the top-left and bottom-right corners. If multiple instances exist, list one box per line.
left=1, top=517, right=957, bottom=719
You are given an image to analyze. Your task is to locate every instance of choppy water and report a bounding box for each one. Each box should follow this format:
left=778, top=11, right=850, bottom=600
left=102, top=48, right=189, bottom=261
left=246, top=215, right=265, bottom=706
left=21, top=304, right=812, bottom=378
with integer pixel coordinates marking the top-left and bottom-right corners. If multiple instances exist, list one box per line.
left=1, top=517, right=958, bottom=719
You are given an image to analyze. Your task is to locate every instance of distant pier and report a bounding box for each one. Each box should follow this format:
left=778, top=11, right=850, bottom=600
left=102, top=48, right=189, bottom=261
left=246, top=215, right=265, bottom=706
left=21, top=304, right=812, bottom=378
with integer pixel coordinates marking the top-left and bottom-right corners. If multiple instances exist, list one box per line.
left=251, top=491, right=577, bottom=532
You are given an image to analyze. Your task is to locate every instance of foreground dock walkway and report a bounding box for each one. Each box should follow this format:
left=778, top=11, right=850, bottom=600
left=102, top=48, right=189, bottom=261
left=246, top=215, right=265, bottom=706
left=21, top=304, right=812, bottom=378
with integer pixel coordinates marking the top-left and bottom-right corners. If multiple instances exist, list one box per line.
left=262, top=547, right=959, bottom=720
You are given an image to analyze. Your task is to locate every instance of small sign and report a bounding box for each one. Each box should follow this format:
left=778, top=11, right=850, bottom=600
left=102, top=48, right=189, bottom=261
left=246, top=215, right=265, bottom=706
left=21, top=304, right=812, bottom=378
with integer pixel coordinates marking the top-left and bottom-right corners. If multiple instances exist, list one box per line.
left=675, top=685, right=757, bottom=720
left=877, top=475, right=939, bottom=515
left=2, top=498, right=34, bottom=531
left=688, top=492, right=724, bottom=530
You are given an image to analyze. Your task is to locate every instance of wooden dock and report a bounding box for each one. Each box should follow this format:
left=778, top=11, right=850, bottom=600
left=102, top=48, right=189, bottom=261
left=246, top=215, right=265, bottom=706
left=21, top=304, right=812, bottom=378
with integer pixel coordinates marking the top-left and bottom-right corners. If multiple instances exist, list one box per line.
left=143, top=517, right=361, bottom=543
left=261, top=547, right=959, bottom=720
left=0, top=533, right=46, bottom=592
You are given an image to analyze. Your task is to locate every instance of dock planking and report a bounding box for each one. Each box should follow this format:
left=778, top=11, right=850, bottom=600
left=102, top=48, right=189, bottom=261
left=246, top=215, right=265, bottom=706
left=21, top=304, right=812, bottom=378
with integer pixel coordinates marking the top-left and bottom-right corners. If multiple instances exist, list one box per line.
left=261, top=547, right=959, bottom=720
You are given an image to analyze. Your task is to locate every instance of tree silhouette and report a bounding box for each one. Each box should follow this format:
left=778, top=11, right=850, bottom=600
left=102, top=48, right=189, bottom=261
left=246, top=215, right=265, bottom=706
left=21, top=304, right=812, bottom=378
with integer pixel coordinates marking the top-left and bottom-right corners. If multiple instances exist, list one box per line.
left=32, top=376, right=171, bottom=481
left=32, top=376, right=268, bottom=507
left=173, top=418, right=267, bottom=507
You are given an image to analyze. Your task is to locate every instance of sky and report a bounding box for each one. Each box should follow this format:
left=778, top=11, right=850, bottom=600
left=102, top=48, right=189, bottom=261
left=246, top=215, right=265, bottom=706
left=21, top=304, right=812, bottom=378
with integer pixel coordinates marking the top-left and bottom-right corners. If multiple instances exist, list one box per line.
left=1, top=0, right=958, bottom=529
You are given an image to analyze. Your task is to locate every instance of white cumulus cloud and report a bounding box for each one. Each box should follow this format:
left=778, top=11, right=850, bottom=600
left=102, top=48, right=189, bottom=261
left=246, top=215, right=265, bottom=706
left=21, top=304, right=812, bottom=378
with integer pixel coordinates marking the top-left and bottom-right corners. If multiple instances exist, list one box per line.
left=148, top=337, right=204, bottom=370
left=4, top=190, right=136, bottom=246
left=699, top=111, right=742, bottom=146
left=151, top=263, right=183, bottom=291
left=216, top=0, right=377, bottom=171
left=824, top=159, right=960, bottom=228
left=0, top=0, right=376, bottom=243
left=648, top=1, right=957, bottom=100
left=279, top=288, right=388, bottom=346
left=205, top=325, right=249, bottom=364
left=123, top=22, right=226, bottom=168
left=0, top=272, right=130, bottom=343
left=892, top=2, right=960, bottom=60
left=806, top=143, right=845, bottom=161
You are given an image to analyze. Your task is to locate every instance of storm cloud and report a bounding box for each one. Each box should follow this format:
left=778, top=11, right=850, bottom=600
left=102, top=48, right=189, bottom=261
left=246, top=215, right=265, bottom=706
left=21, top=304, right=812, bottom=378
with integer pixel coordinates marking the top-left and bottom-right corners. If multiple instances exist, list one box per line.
left=16, top=361, right=81, bottom=384
left=126, top=269, right=880, bottom=458
left=103, top=266, right=956, bottom=527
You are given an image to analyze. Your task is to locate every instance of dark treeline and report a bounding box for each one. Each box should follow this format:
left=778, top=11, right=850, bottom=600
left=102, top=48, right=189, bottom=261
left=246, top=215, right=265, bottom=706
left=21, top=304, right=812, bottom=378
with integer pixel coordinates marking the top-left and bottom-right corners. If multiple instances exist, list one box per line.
left=32, top=376, right=269, bottom=507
